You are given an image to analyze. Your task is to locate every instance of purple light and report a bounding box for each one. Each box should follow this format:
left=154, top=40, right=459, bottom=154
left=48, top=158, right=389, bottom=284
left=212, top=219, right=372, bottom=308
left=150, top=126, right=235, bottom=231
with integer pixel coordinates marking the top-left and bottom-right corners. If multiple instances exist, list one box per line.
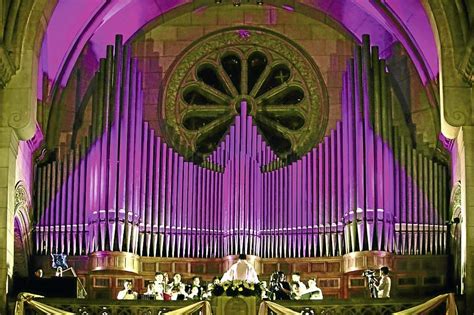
left=237, top=29, right=251, bottom=39
left=38, top=0, right=439, bottom=100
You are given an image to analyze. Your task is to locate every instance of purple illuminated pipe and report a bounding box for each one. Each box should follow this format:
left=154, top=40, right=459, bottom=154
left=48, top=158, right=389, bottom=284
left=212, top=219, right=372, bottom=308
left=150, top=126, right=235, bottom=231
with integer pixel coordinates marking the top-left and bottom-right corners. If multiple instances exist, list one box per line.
left=34, top=35, right=449, bottom=259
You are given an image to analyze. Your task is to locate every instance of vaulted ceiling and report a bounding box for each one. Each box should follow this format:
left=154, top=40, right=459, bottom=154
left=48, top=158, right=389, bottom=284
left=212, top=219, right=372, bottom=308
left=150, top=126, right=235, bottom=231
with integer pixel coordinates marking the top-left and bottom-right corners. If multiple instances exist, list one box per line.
left=38, top=0, right=438, bottom=100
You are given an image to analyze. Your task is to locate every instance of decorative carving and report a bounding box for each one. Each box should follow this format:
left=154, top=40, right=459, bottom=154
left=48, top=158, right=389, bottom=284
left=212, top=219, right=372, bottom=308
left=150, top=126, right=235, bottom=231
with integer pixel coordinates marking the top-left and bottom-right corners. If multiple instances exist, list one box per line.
left=443, top=87, right=471, bottom=127
left=0, top=45, right=16, bottom=88
left=450, top=181, right=462, bottom=221
left=15, top=181, right=30, bottom=211
left=224, top=297, right=249, bottom=314
left=343, top=251, right=393, bottom=273
left=160, top=26, right=328, bottom=162
left=14, top=181, right=33, bottom=275
left=89, top=251, right=140, bottom=274
left=8, top=108, right=32, bottom=132
left=460, top=36, right=474, bottom=84
left=449, top=181, right=463, bottom=294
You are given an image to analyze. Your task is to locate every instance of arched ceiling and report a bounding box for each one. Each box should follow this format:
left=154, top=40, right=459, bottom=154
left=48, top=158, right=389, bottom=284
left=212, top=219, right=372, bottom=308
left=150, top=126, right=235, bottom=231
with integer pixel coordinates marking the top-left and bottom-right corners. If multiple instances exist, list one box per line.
left=38, top=0, right=438, bottom=100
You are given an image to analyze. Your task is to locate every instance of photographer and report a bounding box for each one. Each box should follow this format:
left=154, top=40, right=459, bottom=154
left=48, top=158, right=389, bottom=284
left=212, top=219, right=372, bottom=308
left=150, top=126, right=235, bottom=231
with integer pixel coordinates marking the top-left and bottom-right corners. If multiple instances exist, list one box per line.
left=375, top=266, right=391, bottom=298
left=117, top=280, right=138, bottom=300
left=269, top=271, right=291, bottom=300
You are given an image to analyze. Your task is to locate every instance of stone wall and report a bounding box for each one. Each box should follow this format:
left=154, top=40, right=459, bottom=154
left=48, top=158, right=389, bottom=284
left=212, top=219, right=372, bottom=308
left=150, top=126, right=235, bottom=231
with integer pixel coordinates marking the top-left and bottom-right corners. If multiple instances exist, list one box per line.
left=131, top=4, right=354, bottom=138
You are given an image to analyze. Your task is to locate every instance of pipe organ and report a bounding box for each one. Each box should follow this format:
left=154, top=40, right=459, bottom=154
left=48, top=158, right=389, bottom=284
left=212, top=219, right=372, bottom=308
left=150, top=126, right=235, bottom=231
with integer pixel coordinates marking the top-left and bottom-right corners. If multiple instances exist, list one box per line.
left=34, top=35, right=448, bottom=259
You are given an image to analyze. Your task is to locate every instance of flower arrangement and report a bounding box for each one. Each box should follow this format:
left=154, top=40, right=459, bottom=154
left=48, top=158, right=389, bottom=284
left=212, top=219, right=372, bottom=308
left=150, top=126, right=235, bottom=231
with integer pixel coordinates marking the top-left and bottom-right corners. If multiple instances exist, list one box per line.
left=212, top=280, right=263, bottom=297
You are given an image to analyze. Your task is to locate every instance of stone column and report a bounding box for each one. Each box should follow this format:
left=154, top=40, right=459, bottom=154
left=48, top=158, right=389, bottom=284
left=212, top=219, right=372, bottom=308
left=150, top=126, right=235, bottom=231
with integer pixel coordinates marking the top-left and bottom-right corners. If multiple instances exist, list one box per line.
left=462, top=126, right=474, bottom=313
left=0, top=126, right=18, bottom=312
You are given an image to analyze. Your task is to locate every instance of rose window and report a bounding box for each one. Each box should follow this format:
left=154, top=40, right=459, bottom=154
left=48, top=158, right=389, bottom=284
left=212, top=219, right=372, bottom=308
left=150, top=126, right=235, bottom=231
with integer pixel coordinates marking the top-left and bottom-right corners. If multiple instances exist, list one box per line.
left=160, top=27, right=328, bottom=163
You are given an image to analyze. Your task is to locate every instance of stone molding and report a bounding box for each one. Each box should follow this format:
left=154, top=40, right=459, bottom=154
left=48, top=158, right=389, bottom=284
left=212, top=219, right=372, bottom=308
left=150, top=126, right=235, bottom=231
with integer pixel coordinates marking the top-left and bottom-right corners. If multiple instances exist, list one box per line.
left=0, top=45, right=16, bottom=88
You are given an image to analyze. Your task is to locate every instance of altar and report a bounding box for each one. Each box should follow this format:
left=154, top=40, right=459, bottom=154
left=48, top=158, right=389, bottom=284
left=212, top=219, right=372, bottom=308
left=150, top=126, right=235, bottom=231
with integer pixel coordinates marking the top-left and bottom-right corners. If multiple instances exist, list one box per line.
left=212, top=296, right=258, bottom=315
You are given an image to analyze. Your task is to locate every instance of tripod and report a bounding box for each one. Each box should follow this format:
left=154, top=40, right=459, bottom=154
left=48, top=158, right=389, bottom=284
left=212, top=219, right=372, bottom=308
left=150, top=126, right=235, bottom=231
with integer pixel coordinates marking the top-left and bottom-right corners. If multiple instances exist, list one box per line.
left=55, top=267, right=87, bottom=298
left=367, top=277, right=379, bottom=298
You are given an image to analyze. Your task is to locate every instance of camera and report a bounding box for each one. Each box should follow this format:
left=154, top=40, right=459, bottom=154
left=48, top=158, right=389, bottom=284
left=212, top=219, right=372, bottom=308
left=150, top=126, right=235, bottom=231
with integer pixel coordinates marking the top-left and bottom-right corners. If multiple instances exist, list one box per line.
left=362, top=269, right=376, bottom=278
left=362, top=269, right=379, bottom=298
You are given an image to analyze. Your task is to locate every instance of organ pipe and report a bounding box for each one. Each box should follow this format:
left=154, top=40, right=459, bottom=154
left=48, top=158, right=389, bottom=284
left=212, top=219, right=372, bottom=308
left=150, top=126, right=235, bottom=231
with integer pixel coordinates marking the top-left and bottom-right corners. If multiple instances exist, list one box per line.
left=34, top=35, right=449, bottom=258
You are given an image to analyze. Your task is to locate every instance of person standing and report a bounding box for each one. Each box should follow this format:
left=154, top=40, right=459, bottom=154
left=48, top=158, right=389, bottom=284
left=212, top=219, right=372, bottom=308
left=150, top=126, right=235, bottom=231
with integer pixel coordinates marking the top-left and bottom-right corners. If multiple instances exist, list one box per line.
left=188, top=276, right=203, bottom=299
left=269, top=271, right=291, bottom=300
left=305, top=278, right=323, bottom=300
left=117, top=280, right=138, bottom=300
left=152, top=272, right=166, bottom=300
left=291, top=272, right=307, bottom=299
left=168, top=273, right=187, bottom=300
left=376, top=266, right=391, bottom=298
left=221, top=254, right=259, bottom=283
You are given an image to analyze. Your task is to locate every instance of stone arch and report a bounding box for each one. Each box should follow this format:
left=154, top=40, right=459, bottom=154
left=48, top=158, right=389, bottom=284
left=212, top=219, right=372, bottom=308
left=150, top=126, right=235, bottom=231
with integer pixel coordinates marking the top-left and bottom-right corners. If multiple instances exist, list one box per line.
left=421, top=0, right=472, bottom=138
left=13, top=181, right=33, bottom=277
left=1, top=0, right=58, bottom=140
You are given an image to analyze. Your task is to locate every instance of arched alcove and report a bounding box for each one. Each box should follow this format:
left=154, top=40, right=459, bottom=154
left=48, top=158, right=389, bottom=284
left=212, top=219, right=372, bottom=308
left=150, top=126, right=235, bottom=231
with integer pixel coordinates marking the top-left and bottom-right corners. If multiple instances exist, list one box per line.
left=13, top=181, right=33, bottom=277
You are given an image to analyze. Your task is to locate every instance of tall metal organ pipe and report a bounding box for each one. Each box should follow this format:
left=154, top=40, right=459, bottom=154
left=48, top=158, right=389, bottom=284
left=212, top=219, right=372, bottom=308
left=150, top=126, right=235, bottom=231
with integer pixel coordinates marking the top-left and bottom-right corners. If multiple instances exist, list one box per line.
left=34, top=35, right=448, bottom=258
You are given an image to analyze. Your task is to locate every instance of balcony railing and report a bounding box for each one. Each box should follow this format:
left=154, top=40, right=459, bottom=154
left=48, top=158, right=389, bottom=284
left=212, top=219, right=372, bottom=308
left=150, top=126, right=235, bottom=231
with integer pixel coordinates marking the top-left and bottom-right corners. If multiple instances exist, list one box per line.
left=10, top=297, right=436, bottom=315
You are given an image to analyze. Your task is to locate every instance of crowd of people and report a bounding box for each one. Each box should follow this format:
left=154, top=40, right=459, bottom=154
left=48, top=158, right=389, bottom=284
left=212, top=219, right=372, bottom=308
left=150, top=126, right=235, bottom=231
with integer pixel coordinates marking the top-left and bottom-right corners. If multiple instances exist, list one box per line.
left=117, top=254, right=390, bottom=301
left=117, top=271, right=324, bottom=301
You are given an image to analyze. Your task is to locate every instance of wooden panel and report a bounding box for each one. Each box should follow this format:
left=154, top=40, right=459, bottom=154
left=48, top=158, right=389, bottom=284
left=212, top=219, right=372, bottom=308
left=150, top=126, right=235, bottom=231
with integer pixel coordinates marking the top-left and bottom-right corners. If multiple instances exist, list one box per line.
left=407, top=260, right=420, bottom=270
left=158, top=262, right=173, bottom=272
left=293, top=263, right=309, bottom=273
left=398, top=277, right=417, bottom=286
left=207, top=262, right=221, bottom=274
left=190, top=263, right=205, bottom=274
left=175, top=262, right=188, bottom=273
left=142, top=262, right=156, bottom=272
left=327, top=262, right=341, bottom=272
left=262, top=263, right=278, bottom=275
left=311, top=263, right=326, bottom=272
left=395, top=260, right=408, bottom=271
left=319, top=278, right=340, bottom=289
left=279, top=263, right=290, bottom=274
left=423, top=276, right=442, bottom=286
left=93, top=277, right=111, bottom=288
left=349, top=278, right=365, bottom=288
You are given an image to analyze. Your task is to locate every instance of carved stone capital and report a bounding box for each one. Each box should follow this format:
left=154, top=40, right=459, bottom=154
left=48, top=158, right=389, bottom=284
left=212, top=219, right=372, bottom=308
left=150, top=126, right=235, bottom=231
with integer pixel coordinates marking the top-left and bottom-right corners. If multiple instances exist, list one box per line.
left=0, top=45, right=16, bottom=88
left=7, top=107, right=37, bottom=141
left=442, top=85, right=472, bottom=127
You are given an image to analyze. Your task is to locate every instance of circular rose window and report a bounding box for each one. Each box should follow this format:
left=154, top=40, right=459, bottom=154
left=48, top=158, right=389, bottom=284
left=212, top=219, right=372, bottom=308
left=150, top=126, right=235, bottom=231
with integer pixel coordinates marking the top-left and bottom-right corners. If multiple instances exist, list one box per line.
left=160, top=27, right=328, bottom=163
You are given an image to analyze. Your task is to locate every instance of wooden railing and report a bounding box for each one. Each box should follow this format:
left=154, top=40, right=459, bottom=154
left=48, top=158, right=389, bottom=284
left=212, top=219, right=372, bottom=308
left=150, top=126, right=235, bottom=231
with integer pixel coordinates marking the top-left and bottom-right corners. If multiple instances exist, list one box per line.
left=11, top=297, right=433, bottom=315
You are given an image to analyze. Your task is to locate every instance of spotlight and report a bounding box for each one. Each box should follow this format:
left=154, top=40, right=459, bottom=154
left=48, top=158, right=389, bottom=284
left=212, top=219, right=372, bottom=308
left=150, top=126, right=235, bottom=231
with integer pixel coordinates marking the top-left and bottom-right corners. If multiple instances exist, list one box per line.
left=256, top=0, right=263, bottom=5
left=233, top=0, right=241, bottom=6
